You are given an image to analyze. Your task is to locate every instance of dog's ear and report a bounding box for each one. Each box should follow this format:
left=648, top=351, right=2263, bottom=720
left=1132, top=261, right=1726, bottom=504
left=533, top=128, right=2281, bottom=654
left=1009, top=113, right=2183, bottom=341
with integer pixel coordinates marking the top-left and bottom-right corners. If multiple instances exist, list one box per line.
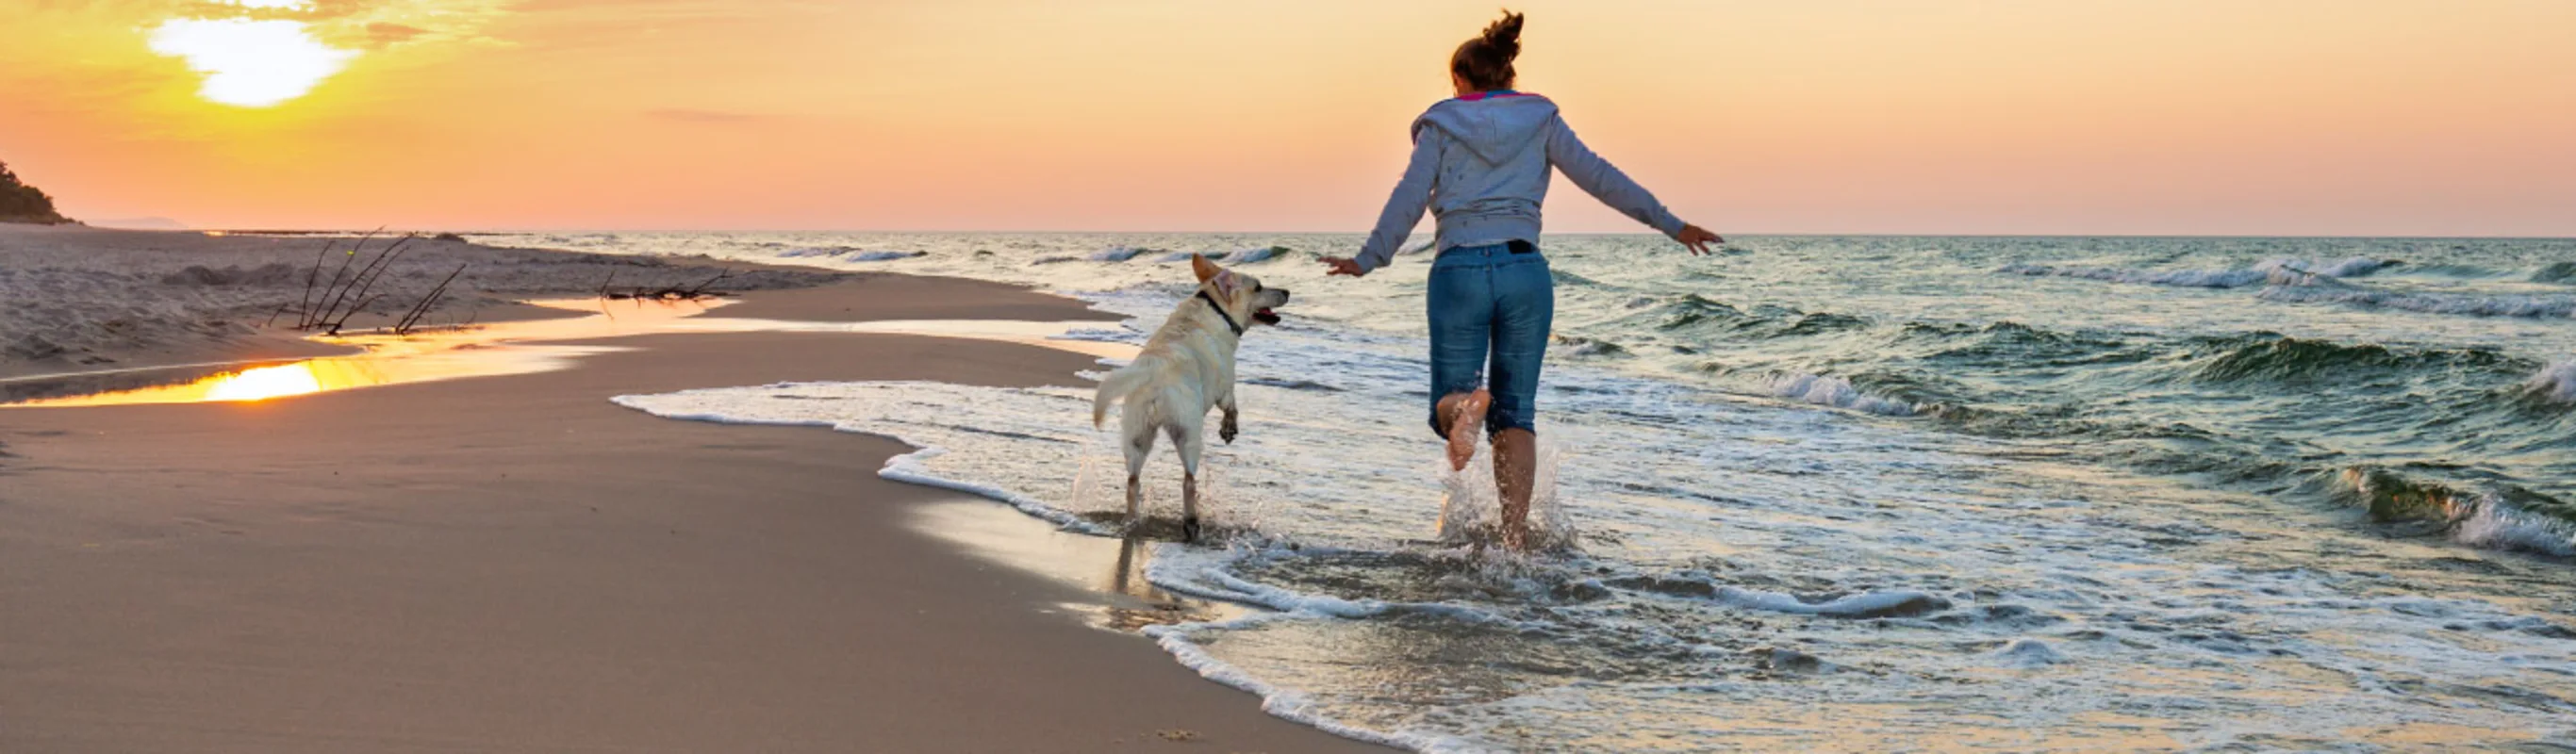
left=1191, top=254, right=1222, bottom=284
left=1210, top=270, right=1241, bottom=298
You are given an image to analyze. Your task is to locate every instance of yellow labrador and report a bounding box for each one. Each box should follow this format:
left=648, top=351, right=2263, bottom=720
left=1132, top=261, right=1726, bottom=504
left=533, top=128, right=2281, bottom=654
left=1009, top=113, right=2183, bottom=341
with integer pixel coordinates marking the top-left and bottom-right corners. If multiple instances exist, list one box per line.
left=1091, top=254, right=1290, bottom=541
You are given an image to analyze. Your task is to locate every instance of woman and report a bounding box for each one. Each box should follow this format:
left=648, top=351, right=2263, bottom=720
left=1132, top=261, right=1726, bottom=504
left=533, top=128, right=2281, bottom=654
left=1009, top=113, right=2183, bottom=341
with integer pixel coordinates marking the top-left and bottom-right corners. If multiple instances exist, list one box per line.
left=1323, top=10, right=1723, bottom=551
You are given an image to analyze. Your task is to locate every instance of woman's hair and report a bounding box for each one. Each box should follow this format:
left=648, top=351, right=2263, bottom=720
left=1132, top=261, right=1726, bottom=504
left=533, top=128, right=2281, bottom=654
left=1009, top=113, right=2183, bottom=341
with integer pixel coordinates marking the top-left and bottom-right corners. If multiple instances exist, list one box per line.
left=1450, top=9, right=1526, bottom=91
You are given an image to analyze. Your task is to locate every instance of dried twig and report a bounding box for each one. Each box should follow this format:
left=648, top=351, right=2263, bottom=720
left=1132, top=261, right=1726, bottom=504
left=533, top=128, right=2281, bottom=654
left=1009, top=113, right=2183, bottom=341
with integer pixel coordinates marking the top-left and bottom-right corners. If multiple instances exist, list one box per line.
left=331, top=234, right=417, bottom=322
left=278, top=236, right=334, bottom=327
left=303, top=227, right=383, bottom=329
left=394, top=263, right=468, bottom=335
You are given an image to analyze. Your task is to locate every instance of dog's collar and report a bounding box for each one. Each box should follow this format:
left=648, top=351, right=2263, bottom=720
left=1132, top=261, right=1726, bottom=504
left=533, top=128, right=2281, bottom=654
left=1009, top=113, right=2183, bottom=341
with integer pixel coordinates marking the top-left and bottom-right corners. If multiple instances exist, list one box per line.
left=1195, top=289, right=1245, bottom=336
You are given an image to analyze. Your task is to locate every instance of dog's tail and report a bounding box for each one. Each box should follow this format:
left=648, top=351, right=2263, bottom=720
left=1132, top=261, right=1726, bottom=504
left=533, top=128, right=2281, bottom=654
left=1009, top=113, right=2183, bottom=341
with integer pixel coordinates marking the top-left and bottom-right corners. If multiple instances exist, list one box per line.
left=1091, top=360, right=1157, bottom=428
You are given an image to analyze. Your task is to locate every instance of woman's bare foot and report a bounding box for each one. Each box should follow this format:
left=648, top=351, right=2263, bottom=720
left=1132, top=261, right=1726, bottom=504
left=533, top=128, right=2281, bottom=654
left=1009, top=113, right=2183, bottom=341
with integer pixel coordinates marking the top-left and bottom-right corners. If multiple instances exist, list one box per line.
left=1437, top=389, right=1491, bottom=471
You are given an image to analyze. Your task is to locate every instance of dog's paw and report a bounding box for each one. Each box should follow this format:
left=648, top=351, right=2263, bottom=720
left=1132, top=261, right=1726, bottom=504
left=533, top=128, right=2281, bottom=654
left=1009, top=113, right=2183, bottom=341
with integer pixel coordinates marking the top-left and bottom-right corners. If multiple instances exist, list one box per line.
left=1181, top=516, right=1203, bottom=543
left=1219, top=413, right=1239, bottom=444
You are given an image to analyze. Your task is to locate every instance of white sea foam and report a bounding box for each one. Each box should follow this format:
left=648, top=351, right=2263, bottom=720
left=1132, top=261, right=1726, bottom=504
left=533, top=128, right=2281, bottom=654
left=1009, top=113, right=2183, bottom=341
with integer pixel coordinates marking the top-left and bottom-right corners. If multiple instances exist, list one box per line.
left=1993, top=638, right=2067, bottom=668
left=2451, top=497, right=2576, bottom=558
left=1089, top=246, right=1150, bottom=262
left=1712, top=586, right=1949, bottom=617
left=1765, top=372, right=1917, bottom=416
left=1143, top=616, right=1478, bottom=753
left=2525, top=359, right=2576, bottom=402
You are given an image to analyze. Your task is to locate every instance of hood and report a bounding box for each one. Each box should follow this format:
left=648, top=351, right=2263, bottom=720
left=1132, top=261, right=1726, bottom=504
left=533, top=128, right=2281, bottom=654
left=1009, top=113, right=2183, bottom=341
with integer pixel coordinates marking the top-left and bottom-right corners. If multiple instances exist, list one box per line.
left=1411, top=93, right=1560, bottom=166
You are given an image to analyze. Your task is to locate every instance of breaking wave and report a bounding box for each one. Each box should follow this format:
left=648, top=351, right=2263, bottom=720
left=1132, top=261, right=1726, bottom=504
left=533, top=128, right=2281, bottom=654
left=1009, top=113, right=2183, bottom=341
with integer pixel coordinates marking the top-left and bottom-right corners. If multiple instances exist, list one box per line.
left=2324, top=467, right=2576, bottom=557
left=2530, top=359, right=2576, bottom=403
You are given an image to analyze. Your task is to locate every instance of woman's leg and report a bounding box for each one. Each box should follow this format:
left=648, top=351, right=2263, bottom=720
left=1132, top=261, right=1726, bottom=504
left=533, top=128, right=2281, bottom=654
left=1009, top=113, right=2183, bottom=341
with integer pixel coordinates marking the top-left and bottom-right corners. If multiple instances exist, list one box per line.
left=1485, top=255, right=1556, bottom=550
left=1426, top=259, right=1494, bottom=470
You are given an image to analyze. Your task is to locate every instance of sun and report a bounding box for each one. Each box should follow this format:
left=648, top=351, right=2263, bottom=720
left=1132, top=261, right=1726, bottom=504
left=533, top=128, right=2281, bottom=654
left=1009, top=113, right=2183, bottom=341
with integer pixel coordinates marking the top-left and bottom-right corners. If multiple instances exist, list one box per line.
left=148, top=17, right=355, bottom=107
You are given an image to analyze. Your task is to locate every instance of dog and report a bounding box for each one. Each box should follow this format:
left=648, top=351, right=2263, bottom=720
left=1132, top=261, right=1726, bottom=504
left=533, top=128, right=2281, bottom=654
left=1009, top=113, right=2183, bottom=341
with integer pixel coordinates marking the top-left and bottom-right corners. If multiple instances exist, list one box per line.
left=1091, top=254, right=1290, bottom=542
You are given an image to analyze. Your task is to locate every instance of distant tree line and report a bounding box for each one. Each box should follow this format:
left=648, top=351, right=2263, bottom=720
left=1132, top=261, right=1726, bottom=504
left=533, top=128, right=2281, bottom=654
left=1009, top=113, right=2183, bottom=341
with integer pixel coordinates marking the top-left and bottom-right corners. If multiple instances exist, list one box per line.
left=1, top=160, right=74, bottom=224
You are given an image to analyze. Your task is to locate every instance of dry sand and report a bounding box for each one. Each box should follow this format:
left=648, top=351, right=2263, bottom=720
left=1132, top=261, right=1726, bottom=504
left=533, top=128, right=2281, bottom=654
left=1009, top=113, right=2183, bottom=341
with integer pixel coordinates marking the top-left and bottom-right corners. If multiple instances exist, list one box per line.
left=0, top=235, right=1386, bottom=752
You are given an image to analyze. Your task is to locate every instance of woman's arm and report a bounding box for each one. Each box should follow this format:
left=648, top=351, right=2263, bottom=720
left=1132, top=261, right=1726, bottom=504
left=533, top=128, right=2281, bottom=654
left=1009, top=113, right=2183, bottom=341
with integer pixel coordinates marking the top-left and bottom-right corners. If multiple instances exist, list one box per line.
left=1547, top=117, right=1724, bottom=254
left=1327, top=129, right=1446, bottom=277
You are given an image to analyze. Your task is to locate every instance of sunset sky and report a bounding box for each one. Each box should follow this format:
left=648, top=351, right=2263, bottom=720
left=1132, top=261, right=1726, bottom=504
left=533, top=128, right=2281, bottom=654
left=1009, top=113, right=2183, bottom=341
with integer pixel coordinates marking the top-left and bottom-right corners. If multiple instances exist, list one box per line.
left=3, top=0, right=2571, bottom=235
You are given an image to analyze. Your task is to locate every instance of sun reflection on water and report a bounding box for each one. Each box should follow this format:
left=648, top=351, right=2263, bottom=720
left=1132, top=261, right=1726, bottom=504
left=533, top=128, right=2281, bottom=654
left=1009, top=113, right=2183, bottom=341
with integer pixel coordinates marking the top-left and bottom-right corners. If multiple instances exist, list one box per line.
left=199, top=363, right=326, bottom=402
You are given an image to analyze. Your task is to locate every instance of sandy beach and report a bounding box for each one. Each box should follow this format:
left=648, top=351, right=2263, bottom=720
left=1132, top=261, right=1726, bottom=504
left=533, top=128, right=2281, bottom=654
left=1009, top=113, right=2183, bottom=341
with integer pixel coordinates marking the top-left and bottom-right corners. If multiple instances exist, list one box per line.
left=0, top=226, right=1385, bottom=752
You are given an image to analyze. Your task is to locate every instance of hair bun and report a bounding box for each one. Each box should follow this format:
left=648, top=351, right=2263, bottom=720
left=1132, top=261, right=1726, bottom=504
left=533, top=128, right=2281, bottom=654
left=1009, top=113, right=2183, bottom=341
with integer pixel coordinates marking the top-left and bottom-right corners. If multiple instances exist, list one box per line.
left=1481, top=9, right=1525, bottom=59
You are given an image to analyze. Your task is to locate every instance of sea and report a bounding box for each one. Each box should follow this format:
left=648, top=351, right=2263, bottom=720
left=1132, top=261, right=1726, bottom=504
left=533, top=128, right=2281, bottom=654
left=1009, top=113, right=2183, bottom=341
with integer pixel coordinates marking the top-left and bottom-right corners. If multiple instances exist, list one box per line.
left=496, top=231, right=2576, bottom=752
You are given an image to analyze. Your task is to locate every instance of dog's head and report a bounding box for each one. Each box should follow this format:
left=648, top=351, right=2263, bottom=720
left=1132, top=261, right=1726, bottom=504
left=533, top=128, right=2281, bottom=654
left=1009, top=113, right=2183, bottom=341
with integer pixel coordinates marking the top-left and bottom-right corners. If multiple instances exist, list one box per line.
left=1192, top=254, right=1288, bottom=328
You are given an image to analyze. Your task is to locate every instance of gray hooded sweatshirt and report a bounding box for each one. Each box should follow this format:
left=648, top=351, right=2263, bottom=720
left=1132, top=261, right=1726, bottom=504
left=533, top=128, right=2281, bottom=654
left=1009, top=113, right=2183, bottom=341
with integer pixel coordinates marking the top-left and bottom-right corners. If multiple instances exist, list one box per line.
left=1351, top=92, right=1686, bottom=272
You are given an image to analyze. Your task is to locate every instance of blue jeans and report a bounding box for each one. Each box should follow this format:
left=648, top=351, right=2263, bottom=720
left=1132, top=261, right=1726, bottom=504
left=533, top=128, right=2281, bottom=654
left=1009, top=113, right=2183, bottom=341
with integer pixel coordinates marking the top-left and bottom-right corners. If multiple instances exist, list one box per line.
left=1428, top=240, right=1553, bottom=438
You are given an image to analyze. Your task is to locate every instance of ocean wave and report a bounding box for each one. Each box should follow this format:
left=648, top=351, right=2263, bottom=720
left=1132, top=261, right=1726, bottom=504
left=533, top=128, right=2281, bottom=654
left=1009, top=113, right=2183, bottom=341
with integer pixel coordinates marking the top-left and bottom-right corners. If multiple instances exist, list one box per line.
left=1649, top=294, right=1748, bottom=330
left=2185, top=334, right=2511, bottom=384
left=2256, top=286, right=2576, bottom=319
left=2327, top=467, right=2576, bottom=557
left=1158, top=250, right=1227, bottom=264
left=2532, top=262, right=2576, bottom=285
left=1899, top=320, right=2141, bottom=367
left=1766, top=372, right=1918, bottom=416
left=1090, top=246, right=1155, bottom=262
left=1638, top=295, right=1874, bottom=342
left=2529, top=359, right=2576, bottom=402
left=2000, top=256, right=2396, bottom=289
left=1230, top=246, right=1293, bottom=264
left=1553, top=336, right=1630, bottom=358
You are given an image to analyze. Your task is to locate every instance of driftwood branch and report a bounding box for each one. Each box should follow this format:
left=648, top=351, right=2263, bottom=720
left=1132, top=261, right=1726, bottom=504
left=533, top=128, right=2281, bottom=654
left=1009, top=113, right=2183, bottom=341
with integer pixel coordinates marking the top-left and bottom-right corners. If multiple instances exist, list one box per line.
left=602, top=266, right=736, bottom=302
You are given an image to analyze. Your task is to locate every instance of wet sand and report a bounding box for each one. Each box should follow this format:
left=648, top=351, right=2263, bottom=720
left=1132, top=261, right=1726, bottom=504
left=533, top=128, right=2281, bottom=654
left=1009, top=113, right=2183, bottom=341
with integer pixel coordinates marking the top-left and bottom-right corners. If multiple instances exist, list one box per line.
left=0, top=274, right=1387, bottom=752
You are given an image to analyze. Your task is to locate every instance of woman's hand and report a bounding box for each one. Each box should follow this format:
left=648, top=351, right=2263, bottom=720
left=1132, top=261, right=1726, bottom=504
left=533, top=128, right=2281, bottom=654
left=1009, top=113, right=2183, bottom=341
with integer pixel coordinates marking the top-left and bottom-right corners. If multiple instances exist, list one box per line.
left=1322, top=256, right=1369, bottom=277
left=1676, top=224, right=1726, bottom=255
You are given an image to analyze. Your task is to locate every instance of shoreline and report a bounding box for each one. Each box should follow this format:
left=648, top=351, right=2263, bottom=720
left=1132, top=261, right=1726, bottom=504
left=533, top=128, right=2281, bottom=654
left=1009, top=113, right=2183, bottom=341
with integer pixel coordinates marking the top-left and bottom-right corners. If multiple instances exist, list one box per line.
left=0, top=269, right=1389, bottom=751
